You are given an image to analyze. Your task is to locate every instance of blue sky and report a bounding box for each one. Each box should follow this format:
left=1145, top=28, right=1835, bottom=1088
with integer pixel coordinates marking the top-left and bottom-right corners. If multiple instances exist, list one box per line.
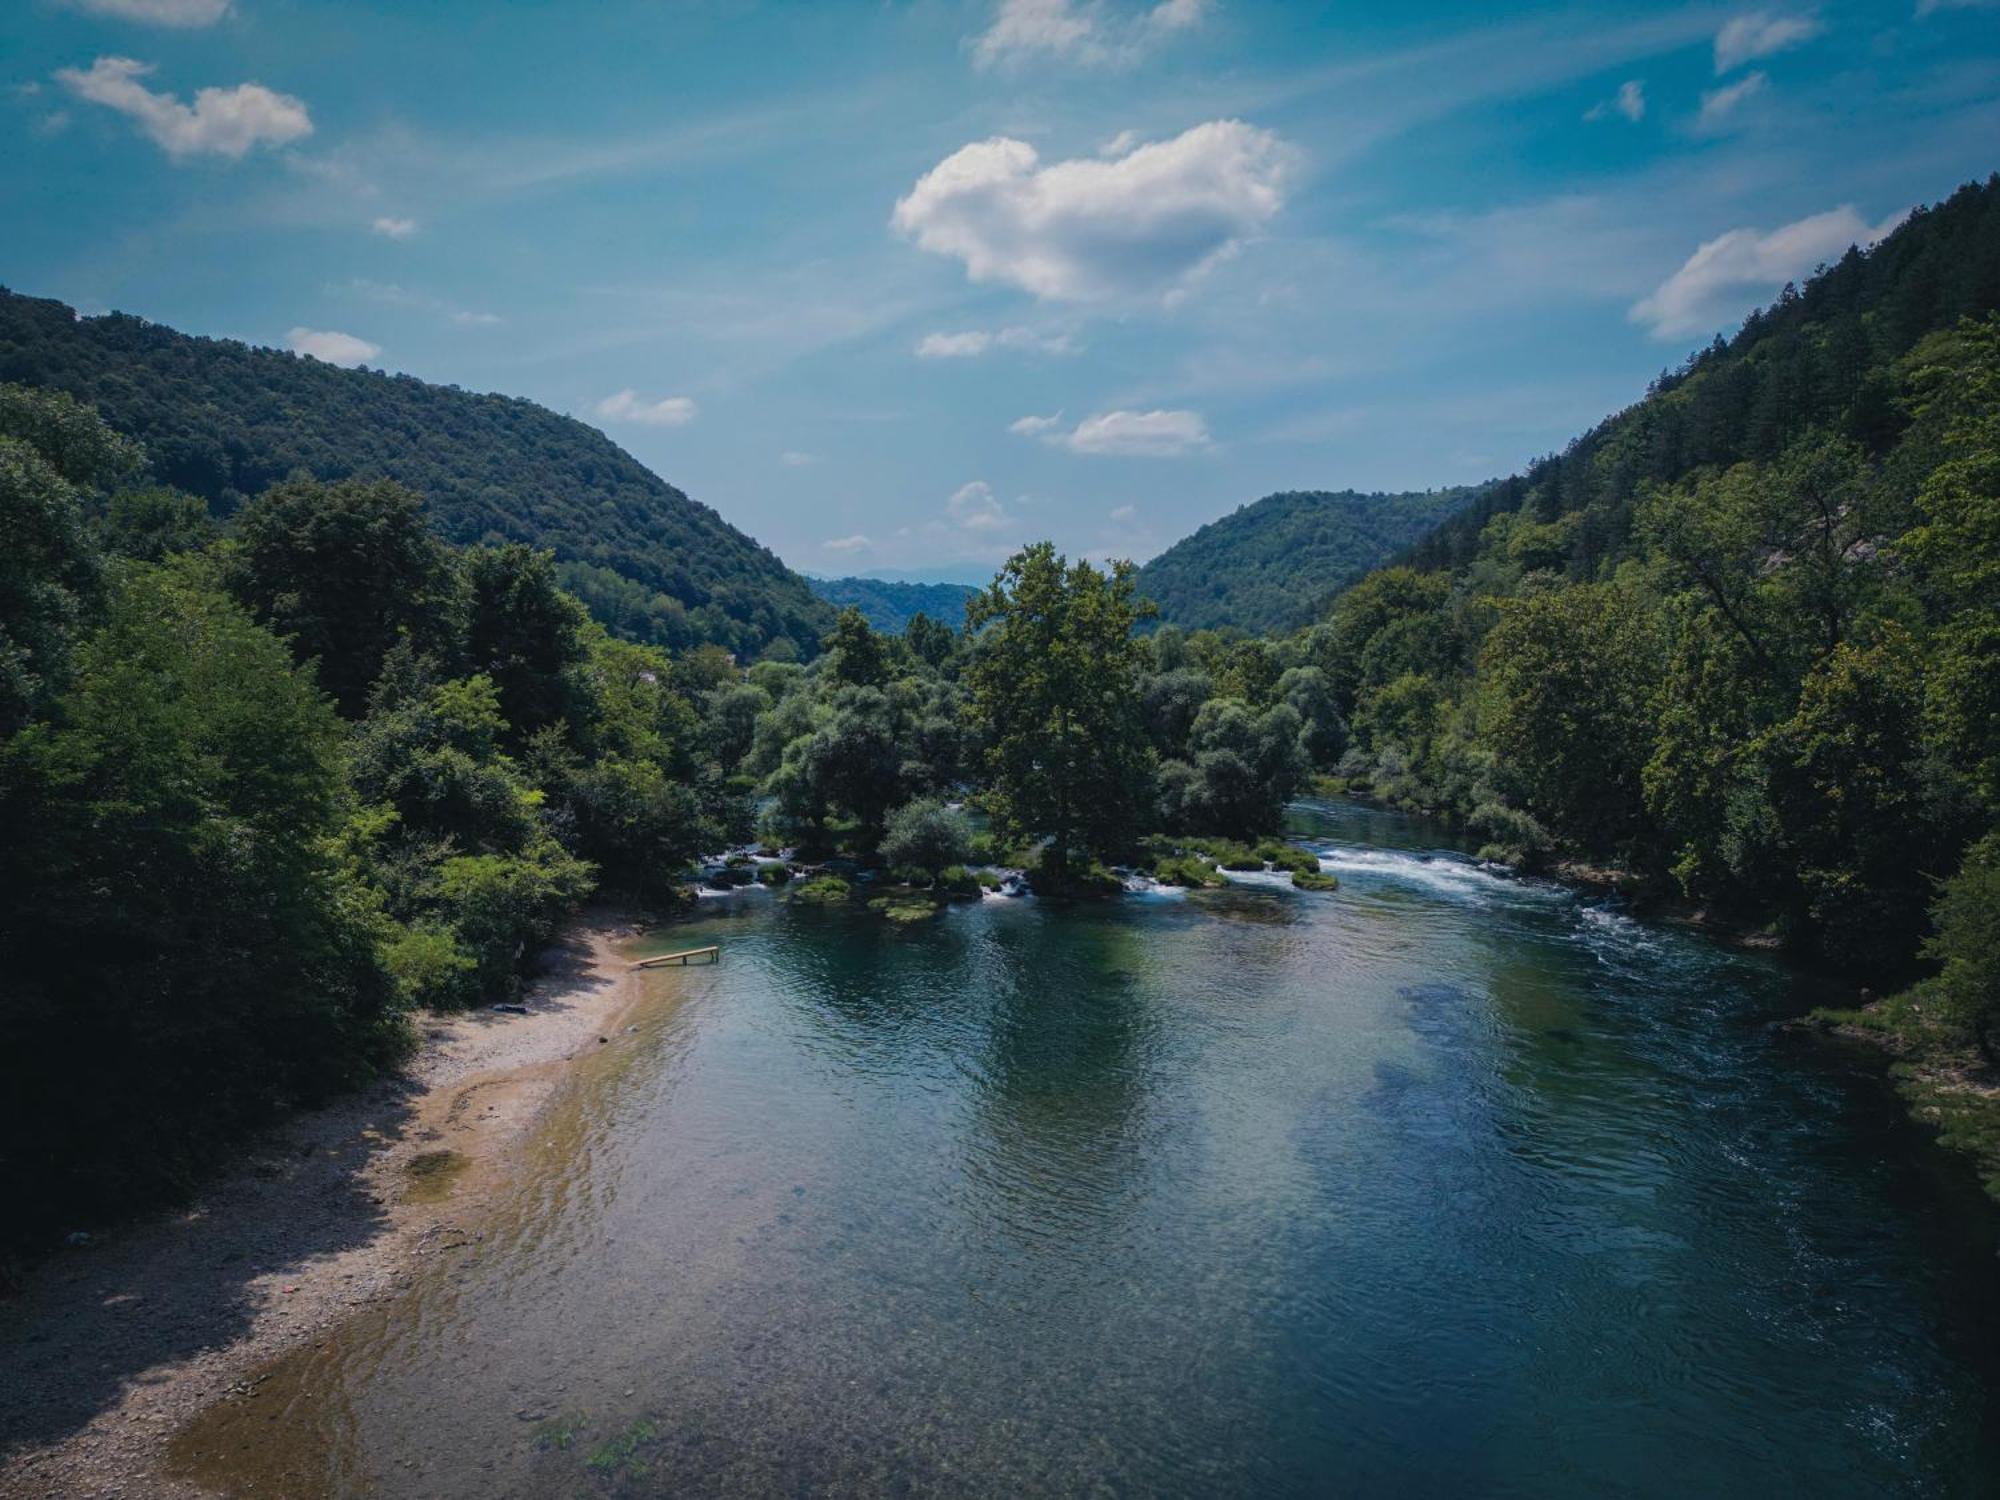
left=5, top=0, right=1997, bottom=579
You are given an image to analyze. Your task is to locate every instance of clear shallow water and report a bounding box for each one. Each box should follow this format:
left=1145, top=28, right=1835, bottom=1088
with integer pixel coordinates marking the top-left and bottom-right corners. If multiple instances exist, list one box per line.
left=178, top=801, right=2000, bottom=1497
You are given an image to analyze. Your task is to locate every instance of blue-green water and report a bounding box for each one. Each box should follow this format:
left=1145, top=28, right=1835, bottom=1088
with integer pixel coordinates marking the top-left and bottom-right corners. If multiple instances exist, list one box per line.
left=184, top=801, right=2000, bottom=1497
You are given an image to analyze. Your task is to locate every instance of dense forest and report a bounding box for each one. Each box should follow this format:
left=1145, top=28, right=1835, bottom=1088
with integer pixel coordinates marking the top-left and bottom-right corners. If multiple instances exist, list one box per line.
left=1135, top=487, right=1476, bottom=634
left=0, top=289, right=833, bottom=659
left=807, top=574, right=979, bottom=632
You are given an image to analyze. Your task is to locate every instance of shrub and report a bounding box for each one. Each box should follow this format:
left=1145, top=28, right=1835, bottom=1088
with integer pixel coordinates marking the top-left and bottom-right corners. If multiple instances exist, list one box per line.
left=880, top=796, right=974, bottom=877
left=756, top=860, right=791, bottom=886
left=937, top=864, right=983, bottom=899
left=793, top=875, right=851, bottom=903
left=1292, top=870, right=1339, bottom=892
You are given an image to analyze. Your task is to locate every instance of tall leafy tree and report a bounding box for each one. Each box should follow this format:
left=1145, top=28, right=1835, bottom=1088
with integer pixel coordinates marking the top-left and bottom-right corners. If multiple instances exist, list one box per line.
left=964, top=543, right=1154, bottom=877
left=231, top=477, right=460, bottom=715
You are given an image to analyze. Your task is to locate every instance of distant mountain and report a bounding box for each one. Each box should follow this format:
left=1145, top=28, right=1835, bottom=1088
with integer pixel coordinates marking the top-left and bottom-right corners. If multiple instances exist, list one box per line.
left=1137, top=488, right=1480, bottom=634
left=843, top=565, right=1001, bottom=587
left=809, top=575, right=980, bottom=632
left=0, top=288, right=833, bottom=658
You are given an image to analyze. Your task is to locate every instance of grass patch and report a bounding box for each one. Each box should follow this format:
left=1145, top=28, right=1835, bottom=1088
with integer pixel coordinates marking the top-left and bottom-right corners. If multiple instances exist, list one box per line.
left=868, top=891, right=945, bottom=923
left=1153, top=853, right=1226, bottom=889
left=756, top=861, right=791, bottom=886
left=1291, top=869, right=1339, bottom=892
left=791, top=875, right=851, bottom=904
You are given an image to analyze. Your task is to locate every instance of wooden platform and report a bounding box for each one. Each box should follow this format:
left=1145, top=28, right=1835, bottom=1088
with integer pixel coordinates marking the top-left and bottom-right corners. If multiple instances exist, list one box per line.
left=628, top=945, right=720, bottom=970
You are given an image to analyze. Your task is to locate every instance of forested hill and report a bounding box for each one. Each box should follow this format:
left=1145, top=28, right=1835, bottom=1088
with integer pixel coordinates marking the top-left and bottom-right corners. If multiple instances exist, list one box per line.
left=1400, top=175, right=2000, bottom=577
left=0, top=288, right=833, bottom=658
left=808, top=575, right=979, bottom=632
left=1136, top=488, right=1478, bottom=634
left=1311, top=172, right=2000, bottom=993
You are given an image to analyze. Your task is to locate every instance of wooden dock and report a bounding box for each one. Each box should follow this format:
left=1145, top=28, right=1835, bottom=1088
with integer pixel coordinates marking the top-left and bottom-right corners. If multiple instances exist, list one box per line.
left=629, top=945, right=720, bottom=970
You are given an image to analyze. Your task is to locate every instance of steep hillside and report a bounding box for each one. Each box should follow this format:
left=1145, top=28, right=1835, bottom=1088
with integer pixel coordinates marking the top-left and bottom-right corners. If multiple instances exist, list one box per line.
left=1136, top=488, right=1477, bottom=634
left=0, top=289, right=833, bottom=658
left=808, top=575, right=979, bottom=632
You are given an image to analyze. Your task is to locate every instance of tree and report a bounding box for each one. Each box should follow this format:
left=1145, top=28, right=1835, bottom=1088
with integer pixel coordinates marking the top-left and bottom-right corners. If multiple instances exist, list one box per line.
left=964, top=543, right=1154, bottom=878
left=0, top=385, right=135, bottom=732
left=826, top=605, right=890, bottom=688
left=231, top=477, right=460, bottom=716
left=463, top=543, right=588, bottom=740
left=0, top=561, right=401, bottom=1236
left=881, top=797, right=973, bottom=878
left=1477, top=584, right=1663, bottom=852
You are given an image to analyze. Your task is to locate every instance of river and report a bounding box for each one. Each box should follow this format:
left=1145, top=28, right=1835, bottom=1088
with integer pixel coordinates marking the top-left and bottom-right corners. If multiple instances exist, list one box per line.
left=172, top=799, right=2000, bottom=1497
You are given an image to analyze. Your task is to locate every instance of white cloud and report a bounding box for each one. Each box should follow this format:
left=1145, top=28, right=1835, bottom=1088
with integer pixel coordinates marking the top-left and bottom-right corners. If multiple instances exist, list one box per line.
left=948, top=480, right=1009, bottom=531
left=822, top=534, right=873, bottom=554
left=1916, top=0, right=1996, bottom=11
left=1586, top=80, right=1646, bottom=122
left=371, top=216, right=418, bottom=239
left=1631, top=204, right=1907, bottom=339
left=65, top=0, right=230, bottom=26
left=450, top=309, right=502, bottom=327
left=780, top=450, right=819, bottom=467
left=286, top=327, right=380, bottom=366
left=1109, top=503, right=1138, bottom=521
left=893, top=120, right=1291, bottom=303
left=915, top=326, right=1079, bottom=358
left=1696, top=71, right=1769, bottom=131
left=971, top=0, right=1208, bottom=70
left=1017, top=408, right=1211, bottom=457
left=595, top=389, right=697, bottom=426
left=56, top=56, right=310, bottom=159
left=1713, top=11, right=1822, bottom=73
left=917, top=330, right=993, bottom=358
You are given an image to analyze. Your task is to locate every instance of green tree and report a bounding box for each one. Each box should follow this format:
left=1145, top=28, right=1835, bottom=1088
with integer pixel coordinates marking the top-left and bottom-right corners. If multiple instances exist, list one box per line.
left=464, top=543, right=588, bottom=740
left=1478, top=584, right=1663, bottom=852
left=964, top=543, right=1154, bottom=878
left=881, top=797, right=974, bottom=878
left=232, top=477, right=460, bottom=715
left=0, top=561, right=401, bottom=1236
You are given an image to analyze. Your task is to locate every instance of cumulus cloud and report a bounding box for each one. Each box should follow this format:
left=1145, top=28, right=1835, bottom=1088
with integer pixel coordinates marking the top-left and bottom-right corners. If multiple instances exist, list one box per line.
left=1016, top=408, right=1210, bottom=457
left=595, top=390, right=697, bottom=426
left=287, top=327, right=379, bottom=366
left=892, top=120, right=1292, bottom=303
left=1713, top=10, right=1822, bottom=72
left=371, top=216, right=418, bottom=239
left=1586, top=80, right=1646, bottom=122
left=1631, top=204, right=1907, bottom=339
left=948, top=480, right=1009, bottom=531
left=915, top=326, right=1079, bottom=358
left=66, top=0, right=230, bottom=25
left=56, top=56, right=310, bottom=159
left=822, top=534, right=872, bottom=554
left=972, top=0, right=1207, bottom=70
left=1696, top=71, right=1769, bottom=131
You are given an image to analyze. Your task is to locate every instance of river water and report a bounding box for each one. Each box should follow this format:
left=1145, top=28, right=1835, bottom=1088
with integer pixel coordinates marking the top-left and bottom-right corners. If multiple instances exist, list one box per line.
left=174, top=800, right=2000, bottom=1497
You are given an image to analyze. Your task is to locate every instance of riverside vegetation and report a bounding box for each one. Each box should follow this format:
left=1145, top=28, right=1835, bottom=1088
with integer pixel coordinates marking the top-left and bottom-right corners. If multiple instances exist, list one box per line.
left=1, top=174, right=1997, bottom=1254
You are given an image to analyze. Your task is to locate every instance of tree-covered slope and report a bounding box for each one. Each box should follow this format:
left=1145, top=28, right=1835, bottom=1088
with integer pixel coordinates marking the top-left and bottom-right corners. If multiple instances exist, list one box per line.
left=808, top=575, right=978, bottom=632
left=0, top=288, right=833, bottom=658
left=1136, top=488, right=1478, bottom=634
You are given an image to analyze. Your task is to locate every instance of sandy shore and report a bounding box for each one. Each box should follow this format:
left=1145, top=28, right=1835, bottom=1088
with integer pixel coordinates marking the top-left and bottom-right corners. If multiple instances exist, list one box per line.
left=0, top=910, right=653, bottom=1500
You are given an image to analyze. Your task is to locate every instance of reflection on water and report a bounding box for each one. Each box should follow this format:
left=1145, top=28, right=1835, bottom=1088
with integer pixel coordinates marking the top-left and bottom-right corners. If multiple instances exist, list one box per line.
left=173, top=800, right=2000, bottom=1497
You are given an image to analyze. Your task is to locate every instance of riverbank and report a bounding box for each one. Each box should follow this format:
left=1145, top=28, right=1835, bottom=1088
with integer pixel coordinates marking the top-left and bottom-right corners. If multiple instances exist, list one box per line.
left=0, top=910, right=651, bottom=1500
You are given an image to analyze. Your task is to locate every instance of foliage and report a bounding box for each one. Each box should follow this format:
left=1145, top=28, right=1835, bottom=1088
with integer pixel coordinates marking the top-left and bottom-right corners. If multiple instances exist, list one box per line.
left=880, top=797, right=974, bottom=878
left=1136, top=488, right=1475, bottom=634
left=808, top=575, right=977, bottom=632
left=965, top=542, right=1156, bottom=876
left=0, top=287, right=833, bottom=658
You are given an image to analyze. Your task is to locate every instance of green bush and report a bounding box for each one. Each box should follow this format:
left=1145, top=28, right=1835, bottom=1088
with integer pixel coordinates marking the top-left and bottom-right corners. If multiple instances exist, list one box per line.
left=937, top=864, right=983, bottom=899
left=1292, top=869, right=1339, bottom=892
left=793, top=875, right=851, bottom=903
left=756, top=860, right=791, bottom=886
